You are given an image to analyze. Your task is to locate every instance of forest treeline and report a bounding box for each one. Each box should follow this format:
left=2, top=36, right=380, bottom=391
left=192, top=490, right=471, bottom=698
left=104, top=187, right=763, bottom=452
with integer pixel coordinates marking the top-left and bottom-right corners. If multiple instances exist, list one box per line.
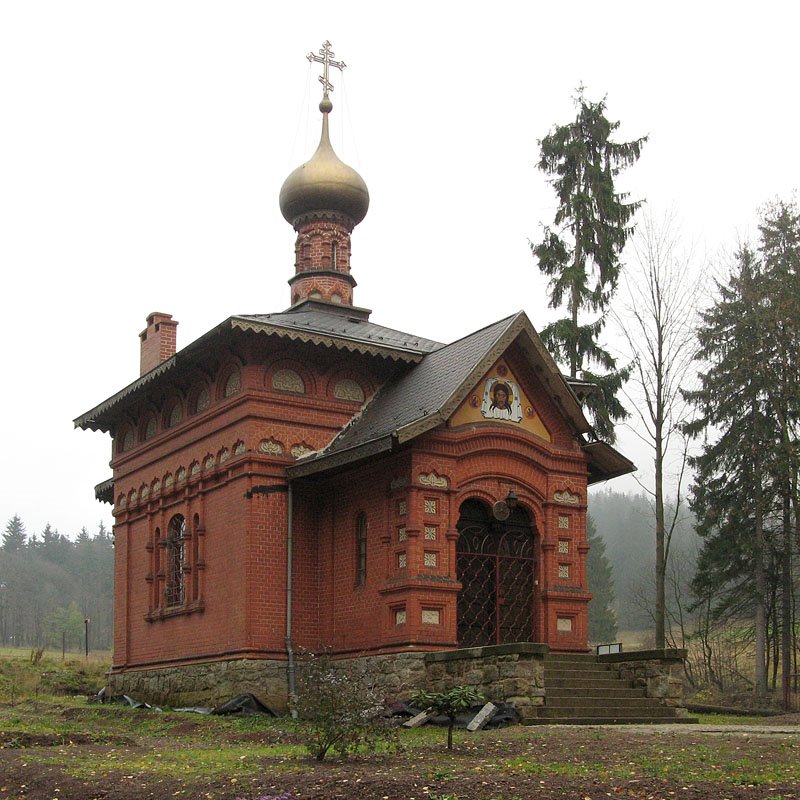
left=0, top=515, right=113, bottom=652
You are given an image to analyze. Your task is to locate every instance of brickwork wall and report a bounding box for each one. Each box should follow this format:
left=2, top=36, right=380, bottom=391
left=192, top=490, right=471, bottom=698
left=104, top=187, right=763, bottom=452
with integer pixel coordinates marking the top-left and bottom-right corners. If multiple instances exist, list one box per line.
left=110, top=328, right=595, bottom=678
left=111, top=339, right=392, bottom=672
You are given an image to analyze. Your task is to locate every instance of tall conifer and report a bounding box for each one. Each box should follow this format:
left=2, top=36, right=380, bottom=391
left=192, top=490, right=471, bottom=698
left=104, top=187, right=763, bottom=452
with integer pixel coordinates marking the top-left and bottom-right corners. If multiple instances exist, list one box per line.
left=687, top=201, right=800, bottom=701
left=532, top=87, right=647, bottom=440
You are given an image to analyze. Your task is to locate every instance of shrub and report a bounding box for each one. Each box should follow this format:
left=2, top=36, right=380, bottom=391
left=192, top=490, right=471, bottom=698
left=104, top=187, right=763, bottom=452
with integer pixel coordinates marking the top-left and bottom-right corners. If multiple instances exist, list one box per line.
left=411, top=686, right=484, bottom=749
left=289, top=650, right=394, bottom=761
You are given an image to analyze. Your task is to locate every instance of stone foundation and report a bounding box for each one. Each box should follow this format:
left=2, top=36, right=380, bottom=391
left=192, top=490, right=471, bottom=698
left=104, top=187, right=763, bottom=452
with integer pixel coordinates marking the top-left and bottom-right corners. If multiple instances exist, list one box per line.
left=599, top=648, right=688, bottom=709
left=105, top=658, right=289, bottom=710
left=106, top=644, right=549, bottom=716
left=108, top=646, right=687, bottom=719
left=424, top=643, right=547, bottom=720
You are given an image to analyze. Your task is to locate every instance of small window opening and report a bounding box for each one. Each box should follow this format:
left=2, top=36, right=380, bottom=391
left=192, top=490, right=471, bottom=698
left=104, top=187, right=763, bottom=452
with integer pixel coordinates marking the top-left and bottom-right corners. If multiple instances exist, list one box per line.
left=356, top=512, right=367, bottom=586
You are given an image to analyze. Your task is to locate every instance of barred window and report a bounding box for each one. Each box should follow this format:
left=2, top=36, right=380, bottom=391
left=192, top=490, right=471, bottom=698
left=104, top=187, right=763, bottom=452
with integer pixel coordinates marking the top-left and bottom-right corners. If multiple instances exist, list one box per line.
left=356, top=512, right=367, bottom=587
left=165, top=514, right=186, bottom=607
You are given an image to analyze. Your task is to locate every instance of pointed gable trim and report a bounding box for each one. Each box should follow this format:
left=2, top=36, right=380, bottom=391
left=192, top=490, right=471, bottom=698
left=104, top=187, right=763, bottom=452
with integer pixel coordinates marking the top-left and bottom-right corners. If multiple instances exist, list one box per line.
left=289, top=311, right=598, bottom=479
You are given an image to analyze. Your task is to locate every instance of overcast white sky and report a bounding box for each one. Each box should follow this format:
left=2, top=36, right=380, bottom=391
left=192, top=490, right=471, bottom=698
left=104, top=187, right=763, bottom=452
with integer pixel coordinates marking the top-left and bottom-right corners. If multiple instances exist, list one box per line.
left=1, top=1, right=797, bottom=539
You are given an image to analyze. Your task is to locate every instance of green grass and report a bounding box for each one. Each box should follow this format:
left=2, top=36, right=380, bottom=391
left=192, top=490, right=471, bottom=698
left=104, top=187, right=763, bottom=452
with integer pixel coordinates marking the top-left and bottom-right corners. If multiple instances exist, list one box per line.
left=2, top=651, right=799, bottom=796
left=0, top=647, right=110, bottom=702
left=33, top=743, right=307, bottom=780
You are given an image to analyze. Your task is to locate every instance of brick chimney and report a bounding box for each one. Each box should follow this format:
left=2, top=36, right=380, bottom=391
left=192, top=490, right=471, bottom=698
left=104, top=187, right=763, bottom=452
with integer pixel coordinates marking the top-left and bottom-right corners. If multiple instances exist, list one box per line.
left=139, top=312, right=178, bottom=376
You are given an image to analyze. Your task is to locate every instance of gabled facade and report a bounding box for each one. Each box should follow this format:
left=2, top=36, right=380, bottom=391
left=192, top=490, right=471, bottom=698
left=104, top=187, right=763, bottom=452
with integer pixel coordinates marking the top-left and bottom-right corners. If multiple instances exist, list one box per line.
left=75, top=56, right=633, bottom=708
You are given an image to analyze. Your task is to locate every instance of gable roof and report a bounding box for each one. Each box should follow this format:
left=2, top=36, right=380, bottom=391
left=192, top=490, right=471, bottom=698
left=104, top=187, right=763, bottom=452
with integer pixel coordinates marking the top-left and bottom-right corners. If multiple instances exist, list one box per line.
left=288, top=310, right=611, bottom=479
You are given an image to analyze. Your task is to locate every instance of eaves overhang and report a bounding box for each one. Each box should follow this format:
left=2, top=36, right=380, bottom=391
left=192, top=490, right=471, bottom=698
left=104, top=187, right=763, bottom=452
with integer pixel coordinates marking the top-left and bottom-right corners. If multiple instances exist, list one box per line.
left=583, top=440, right=636, bottom=485
left=94, top=477, right=114, bottom=504
left=228, top=316, right=432, bottom=361
left=287, top=434, right=397, bottom=480
left=74, top=315, right=430, bottom=433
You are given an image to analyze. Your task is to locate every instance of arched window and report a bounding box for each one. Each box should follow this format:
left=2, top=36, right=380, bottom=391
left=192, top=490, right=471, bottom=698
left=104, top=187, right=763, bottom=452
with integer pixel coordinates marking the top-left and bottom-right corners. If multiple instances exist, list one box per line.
left=190, top=385, right=210, bottom=415
left=355, top=512, right=367, bottom=586
left=166, top=514, right=186, bottom=607
left=143, top=413, right=157, bottom=441
left=223, top=370, right=241, bottom=398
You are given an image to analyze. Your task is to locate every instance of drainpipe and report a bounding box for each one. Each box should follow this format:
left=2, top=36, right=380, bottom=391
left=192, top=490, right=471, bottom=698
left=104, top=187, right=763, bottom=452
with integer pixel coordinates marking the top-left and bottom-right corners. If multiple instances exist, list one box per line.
left=285, top=480, right=296, bottom=713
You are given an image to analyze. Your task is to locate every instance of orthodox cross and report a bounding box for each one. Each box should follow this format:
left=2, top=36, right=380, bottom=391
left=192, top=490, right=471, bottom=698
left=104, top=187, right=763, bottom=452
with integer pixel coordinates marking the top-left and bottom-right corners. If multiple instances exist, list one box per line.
left=307, top=40, right=346, bottom=96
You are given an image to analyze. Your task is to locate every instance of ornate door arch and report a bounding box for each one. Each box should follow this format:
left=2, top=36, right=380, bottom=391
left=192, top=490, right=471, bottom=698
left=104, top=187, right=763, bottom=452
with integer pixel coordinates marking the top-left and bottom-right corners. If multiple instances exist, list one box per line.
left=456, top=498, right=536, bottom=647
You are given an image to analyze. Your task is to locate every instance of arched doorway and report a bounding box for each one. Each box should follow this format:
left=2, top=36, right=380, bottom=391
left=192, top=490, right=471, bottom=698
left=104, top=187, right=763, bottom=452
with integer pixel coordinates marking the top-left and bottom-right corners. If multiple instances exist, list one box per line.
left=456, top=498, right=536, bottom=647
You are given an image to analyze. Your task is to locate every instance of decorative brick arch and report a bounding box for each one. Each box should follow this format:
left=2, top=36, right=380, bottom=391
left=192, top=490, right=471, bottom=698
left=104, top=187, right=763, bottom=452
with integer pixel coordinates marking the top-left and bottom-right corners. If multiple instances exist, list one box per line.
left=162, top=394, right=185, bottom=429
left=264, top=358, right=315, bottom=396
left=217, top=359, right=244, bottom=401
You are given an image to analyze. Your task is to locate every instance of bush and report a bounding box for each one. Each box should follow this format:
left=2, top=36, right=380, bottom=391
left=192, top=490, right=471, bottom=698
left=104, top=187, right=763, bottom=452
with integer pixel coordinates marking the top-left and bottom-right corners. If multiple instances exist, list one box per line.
left=289, top=650, right=394, bottom=761
left=411, top=686, right=484, bottom=749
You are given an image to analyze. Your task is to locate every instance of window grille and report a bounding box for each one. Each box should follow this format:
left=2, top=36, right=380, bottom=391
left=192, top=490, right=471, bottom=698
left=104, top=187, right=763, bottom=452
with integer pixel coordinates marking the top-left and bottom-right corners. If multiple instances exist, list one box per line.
left=165, top=514, right=186, bottom=607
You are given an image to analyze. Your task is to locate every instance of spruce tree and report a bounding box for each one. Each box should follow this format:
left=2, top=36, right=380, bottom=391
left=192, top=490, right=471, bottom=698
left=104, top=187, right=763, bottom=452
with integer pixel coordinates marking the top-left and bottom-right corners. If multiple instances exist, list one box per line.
left=586, top=514, right=618, bottom=642
left=2, top=515, right=26, bottom=552
left=686, top=202, right=800, bottom=701
left=532, top=87, right=647, bottom=440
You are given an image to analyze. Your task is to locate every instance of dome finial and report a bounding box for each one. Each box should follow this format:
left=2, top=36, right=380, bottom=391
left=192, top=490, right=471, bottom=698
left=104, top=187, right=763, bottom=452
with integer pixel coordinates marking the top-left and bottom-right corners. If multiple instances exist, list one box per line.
left=307, top=40, right=346, bottom=113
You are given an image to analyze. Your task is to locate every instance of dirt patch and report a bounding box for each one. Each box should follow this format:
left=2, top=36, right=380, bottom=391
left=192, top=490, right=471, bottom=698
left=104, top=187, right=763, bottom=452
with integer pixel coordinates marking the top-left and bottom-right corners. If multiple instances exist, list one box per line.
left=1, top=705, right=799, bottom=800
left=0, top=730, right=135, bottom=748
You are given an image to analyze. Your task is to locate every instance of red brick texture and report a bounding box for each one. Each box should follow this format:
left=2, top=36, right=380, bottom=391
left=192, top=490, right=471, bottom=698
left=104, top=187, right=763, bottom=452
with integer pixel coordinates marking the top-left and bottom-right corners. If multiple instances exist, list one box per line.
left=289, top=217, right=356, bottom=306
left=109, top=338, right=593, bottom=678
left=139, top=312, right=178, bottom=376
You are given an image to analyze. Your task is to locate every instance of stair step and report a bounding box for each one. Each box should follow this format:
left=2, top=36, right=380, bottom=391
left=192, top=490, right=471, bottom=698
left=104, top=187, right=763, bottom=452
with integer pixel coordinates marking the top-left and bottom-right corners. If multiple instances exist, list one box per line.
left=547, top=687, right=645, bottom=698
left=545, top=696, right=661, bottom=708
left=543, top=661, right=611, bottom=672
left=525, top=716, right=699, bottom=726
left=545, top=677, right=632, bottom=689
left=543, top=653, right=598, bottom=662
left=539, top=705, right=680, bottom=718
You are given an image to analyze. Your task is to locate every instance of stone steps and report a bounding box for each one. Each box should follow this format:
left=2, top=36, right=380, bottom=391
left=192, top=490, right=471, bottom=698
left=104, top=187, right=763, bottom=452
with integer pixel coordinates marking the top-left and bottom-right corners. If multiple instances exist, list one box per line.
left=530, top=654, right=696, bottom=725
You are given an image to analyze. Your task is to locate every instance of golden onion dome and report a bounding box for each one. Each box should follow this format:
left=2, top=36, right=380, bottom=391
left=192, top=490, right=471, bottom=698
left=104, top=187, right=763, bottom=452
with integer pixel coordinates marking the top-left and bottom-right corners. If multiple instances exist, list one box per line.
left=279, top=97, right=369, bottom=227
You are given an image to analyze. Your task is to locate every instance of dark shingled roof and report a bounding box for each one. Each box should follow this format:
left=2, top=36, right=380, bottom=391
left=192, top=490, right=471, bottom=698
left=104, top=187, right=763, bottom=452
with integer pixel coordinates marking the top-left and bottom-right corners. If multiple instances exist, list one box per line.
left=323, top=314, right=518, bottom=454
left=234, top=304, right=442, bottom=356
left=74, top=301, right=442, bottom=431
left=288, top=309, right=635, bottom=483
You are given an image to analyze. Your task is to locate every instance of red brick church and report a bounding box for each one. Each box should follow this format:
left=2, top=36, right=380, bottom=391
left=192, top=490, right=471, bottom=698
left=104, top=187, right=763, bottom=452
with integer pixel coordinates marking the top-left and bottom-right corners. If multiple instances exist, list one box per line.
left=75, top=44, right=633, bottom=709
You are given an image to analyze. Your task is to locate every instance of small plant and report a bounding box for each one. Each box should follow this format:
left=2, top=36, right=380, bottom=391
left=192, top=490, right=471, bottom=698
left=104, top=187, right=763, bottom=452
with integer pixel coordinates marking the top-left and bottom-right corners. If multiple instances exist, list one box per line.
left=289, top=649, right=394, bottom=761
left=411, top=685, right=484, bottom=750
left=429, top=767, right=453, bottom=781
